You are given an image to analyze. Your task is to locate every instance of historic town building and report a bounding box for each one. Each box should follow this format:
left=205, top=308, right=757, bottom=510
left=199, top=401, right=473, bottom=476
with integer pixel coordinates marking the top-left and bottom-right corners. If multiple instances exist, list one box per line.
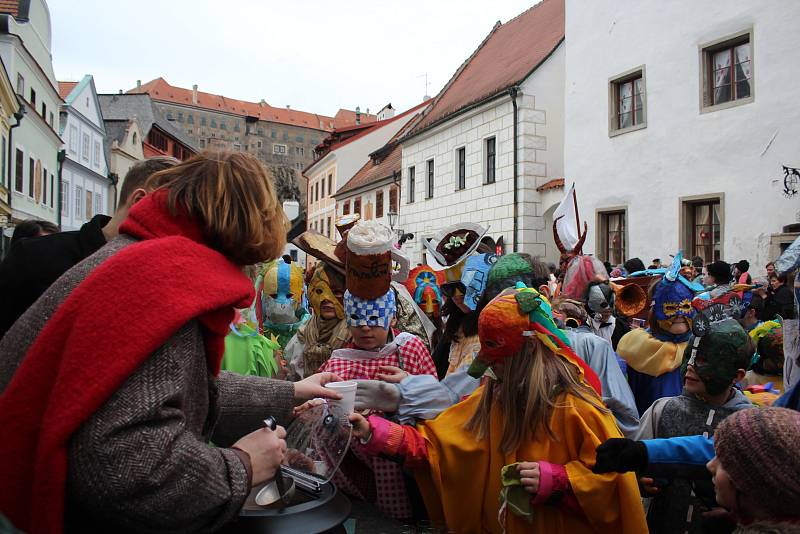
left=398, top=0, right=566, bottom=266
left=0, top=0, right=62, bottom=226
left=58, top=75, right=111, bottom=231
left=127, top=78, right=375, bottom=205
left=564, top=0, right=799, bottom=272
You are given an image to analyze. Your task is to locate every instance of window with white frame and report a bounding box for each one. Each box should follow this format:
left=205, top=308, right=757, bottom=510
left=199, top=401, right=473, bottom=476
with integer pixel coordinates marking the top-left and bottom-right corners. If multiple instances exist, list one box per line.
left=610, top=67, right=646, bottom=135
left=75, top=185, right=83, bottom=220
left=61, top=180, right=69, bottom=216
left=407, top=166, right=415, bottom=203
left=426, top=159, right=434, bottom=199
left=69, top=126, right=78, bottom=153
left=273, top=144, right=287, bottom=154
left=82, top=133, right=90, bottom=161
left=456, top=147, right=466, bottom=190
left=85, top=189, right=93, bottom=220
left=597, top=210, right=627, bottom=265
left=701, top=31, right=752, bottom=111
left=95, top=192, right=103, bottom=215
left=16, top=73, right=23, bottom=94
left=94, top=141, right=101, bottom=167
left=485, top=137, right=496, bottom=184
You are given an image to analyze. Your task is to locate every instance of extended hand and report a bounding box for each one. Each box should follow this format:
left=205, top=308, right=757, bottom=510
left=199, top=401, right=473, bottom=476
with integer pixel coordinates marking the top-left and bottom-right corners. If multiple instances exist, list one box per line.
left=593, top=438, right=648, bottom=473
left=294, top=372, right=342, bottom=402
left=518, top=462, right=540, bottom=494
left=233, top=424, right=287, bottom=486
left=354, top=380, right=401, bottom=412
left=375, top=365, right=409, bottom=383
left=348, top=413, right=371, bottom=440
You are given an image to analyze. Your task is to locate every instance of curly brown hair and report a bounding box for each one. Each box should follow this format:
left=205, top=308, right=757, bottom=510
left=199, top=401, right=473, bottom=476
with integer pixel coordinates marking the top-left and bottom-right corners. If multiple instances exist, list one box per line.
left=144, top=150, right=288, bottom=265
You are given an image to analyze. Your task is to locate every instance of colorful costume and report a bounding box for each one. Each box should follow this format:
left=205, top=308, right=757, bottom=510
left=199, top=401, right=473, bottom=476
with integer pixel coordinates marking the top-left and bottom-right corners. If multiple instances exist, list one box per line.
left=743, top=319, right=784, bottom=388
left=255, top=259, right=310, bottom=347
left=404, top=265, right=445, bottom=318
left=635, top=318, right=754, bottom=534
left=618, top=252, right=703, bottom=414
left=361, top=285, right=646, bottom=533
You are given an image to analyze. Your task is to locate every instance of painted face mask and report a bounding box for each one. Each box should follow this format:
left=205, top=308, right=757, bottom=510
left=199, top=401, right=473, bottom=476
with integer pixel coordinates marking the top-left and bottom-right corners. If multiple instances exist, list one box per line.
left=308, top=264, right=345, bottom=320
left=681, top=318, right=751, bottom=396
left=652, top=251, right=703, bottom=327
left=404, top=266, right=444, bottom=318
left=261, top=259, right=306, bottom=325
left=587, top=282, right=615, bottom=317
left=460, top=253, right=497, bottom=311
left=344, top=289, right=396, bottom=329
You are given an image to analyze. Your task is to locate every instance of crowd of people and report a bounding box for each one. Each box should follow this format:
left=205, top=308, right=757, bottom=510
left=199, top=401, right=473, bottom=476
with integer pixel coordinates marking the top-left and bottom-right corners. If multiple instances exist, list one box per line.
left=0, top=149, right=798, bottom=534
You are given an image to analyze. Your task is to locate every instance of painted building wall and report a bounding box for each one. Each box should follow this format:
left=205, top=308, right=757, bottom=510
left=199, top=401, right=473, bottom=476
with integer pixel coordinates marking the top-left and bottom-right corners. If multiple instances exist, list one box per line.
left=399, top=43, right=566, bottom=265
left=107, top=119, right=144, bottom=208
left=60, top=78, right=110, bottom=231
left=336, top=179, right=398, bottom=230
left=564, top=0, right=799, bottom=275
left=0, top=0, right=61, bottom=225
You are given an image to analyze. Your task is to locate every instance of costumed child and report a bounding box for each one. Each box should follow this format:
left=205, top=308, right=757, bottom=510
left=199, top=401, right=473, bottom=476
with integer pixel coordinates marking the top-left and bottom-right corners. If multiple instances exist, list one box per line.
left=349, top=284, right=647, bottom=534
left=320, top=219, right=437, bottom=520
left=425, top=223, right=495, bottom=378
left=617, top=252, right=704, bottom=414
left=634, top=315, right=754, bottom=534
left=742, top=319, right=783, bottom=388
left=253, top=258, right=310, bottom=348
left=404, top=265, right=445, bottom=348
left=283, top=226, right=352, bottom=379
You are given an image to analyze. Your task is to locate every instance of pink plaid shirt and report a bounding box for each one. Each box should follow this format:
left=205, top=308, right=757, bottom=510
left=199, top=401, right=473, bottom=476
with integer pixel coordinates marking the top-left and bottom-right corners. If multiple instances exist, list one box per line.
left=319, top=332, right=437, bottom=381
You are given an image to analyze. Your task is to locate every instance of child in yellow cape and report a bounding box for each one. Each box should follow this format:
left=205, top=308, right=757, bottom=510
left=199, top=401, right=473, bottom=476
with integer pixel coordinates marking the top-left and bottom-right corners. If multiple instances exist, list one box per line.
left=349, top=283, right=647, bottom=533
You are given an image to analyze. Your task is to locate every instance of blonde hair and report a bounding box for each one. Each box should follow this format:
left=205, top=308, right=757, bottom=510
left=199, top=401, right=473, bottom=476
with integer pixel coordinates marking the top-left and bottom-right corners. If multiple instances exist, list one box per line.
left=466, top=338, right=606, bottom=454
left=144, top=150, right=288, bottom=265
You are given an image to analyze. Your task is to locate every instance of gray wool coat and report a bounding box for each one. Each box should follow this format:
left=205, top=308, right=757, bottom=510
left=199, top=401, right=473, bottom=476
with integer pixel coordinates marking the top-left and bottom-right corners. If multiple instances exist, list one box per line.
left=0, top=235, right=296, bottom=533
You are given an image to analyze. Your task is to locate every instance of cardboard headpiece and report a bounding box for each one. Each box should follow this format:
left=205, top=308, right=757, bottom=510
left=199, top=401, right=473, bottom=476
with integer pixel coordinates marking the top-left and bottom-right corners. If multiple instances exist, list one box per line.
left=404, top=265, right=445, bottom=317
left=292, top=229, right=345, bottom=274
left=424, top=223, right=489, bottom=270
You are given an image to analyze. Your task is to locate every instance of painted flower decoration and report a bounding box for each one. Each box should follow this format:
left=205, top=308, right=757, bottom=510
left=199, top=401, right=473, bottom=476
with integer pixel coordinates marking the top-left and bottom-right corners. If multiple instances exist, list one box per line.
left=443, top=233, right=469, bottom=250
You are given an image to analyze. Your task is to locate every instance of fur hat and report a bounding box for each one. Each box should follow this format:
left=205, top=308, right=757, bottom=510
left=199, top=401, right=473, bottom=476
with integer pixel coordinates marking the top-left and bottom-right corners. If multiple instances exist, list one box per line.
left=714, top=407, right=800, bottom=519
left=707, top=261, right=733, bottom=284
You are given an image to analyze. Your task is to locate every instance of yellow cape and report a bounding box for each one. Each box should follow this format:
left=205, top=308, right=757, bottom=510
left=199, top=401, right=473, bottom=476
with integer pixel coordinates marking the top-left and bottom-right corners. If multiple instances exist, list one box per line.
left=617, top=328, right=686, bottom=376
left=413, top=386, right=647, bottom=534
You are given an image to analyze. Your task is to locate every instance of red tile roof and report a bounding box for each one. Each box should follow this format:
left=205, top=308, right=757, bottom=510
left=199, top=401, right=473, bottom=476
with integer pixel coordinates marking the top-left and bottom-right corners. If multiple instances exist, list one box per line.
left=536, top=177, right=564, bottom=192
left=408, top=0, right=564, bottom=138
left=336, top=143, right=402, bottom=197
left=0, top=0, right=19, bottom=17
left=57, top=81, right=78, bottom=100
left=127, top=78, right=376, bottom=132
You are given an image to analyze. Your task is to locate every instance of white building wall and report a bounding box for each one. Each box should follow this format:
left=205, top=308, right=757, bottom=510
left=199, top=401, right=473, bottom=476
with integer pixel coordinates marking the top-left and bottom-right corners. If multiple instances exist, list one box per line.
left=336, top=179, right=396, bottom=230
left=565, top=0, right=799, bottom=275
left=399, top=43, right=565, bottom=265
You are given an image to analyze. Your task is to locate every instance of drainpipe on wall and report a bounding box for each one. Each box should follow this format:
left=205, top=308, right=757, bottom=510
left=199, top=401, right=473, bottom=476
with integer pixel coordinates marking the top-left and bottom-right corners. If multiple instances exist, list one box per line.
left=509, top=86, right=519, bottom=253
left=108, top=172, right=119, bottom=212
left=6, top=103, right=24, bottom=212
left=56, top=149, right=65, bottom=229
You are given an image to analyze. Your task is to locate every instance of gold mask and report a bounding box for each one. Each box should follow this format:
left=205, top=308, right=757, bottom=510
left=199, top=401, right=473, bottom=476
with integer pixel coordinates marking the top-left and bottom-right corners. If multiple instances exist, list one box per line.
left=308, top=264, right=344, bottom=320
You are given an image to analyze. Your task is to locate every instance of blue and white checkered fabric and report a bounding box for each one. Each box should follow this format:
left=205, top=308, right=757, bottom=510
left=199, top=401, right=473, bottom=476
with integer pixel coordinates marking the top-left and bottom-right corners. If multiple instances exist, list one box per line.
left=344, top=289, right=396, bottom=329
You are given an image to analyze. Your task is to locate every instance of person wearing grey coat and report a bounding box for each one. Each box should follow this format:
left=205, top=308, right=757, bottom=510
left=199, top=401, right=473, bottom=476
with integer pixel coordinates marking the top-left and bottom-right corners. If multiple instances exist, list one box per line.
left=0, top=235, right=337, bottom=533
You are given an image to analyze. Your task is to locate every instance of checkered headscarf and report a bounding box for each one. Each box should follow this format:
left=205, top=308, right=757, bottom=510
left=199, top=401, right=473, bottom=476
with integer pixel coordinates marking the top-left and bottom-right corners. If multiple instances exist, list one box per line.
left=344, top=289, right=396, bottom=329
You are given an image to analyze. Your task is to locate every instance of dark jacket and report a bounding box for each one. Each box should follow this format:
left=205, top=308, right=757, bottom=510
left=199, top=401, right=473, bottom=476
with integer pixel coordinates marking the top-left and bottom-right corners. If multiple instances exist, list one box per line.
left=762, top=284, right=796, bottom=321
left=0, top=214, right=110, bottom=339
left=0, top=235, right=295, bottom=533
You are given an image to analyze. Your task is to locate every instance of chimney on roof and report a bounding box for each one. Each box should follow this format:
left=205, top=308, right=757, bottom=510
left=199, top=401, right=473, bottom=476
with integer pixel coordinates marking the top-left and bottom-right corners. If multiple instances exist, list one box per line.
left=286, top=104, right=291, bottom=109
left=260, top=99, right=266, bottom=105
left=192, top=84, right=198, bottom=104
left=118, top=89, right=122, bottom=94
left=136, top=80, right=141, bottom=89
left=356, top=106, right=361, bottom=125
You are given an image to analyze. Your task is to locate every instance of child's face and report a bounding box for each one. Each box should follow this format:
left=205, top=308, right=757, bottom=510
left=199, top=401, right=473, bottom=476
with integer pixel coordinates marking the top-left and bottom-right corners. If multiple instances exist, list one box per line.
left=683, top=364, right=709, bottom=396
left=349, top=324, right=390, bottom=350
left=707, top=456, right=737, bottom=512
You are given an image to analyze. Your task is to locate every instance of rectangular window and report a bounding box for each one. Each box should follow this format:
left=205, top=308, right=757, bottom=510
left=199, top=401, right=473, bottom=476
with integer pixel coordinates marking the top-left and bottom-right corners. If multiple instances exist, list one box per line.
left=328, top=173, right=332, bottom=196
left=390, top=187, right=398, bottom=213
left=1, top=136, right=5, bottom=183
left=41, top=166, right=47, bottom=205
left=408, top=166, right=415, bottom=203
left=29, top=88, right=35, bottom=107
left=14, top=148, right=23, bottom=192
left=376, top=190, right=384, bottom=219
left=28, top=157, right=34, bottom=198
left=687, top=199, right=722, bottom=264
left=187, top=114, right=194, bottom=124
left=75, top=185, right=83, bottom=219
left=95, top=192, right=103, bottom=215
left=354, top=196, right=361, bottom=215
left=485, top=137, right=496, bottom=184
left=426, top=159, right=434, bottom=199
left=456, top=147, right=466, bottom=190
left=86, top=189, right=93, bottom=220
left=199, top=139, right=206, bottom=148
left=701, top=31, right=753, bottom=108
left=61, top=180, right=69, bottom=216
left=177, top=112, right=183, bottom=123
left=273, top=144, right=286, bottom=154
left=69, top=126, right=78, bottom=153
left=257, top=140, right=263, bottom=148
left=201, top=117, right=207, bottom=126
left=16, top=73, right=23, bottom=94
left=610, top=68, right=646, bottom=134
left=315, top=181, right=320, bottom=202
left=343, top=200, right=350, bottom=216
left=50, top=173, right=54, bottom=208
left=49, top=112, right=53, bottom=127
left=598, top=210, right=626, bottom=265
left=41, top=102, right=46, bottom=120
left=321, top=176, right=326, bottom=198
left=94, top=141, right=101, bottom=167
left=82, top=133, right=90, bottom=161
left=326, top=216, right=332, bottom=238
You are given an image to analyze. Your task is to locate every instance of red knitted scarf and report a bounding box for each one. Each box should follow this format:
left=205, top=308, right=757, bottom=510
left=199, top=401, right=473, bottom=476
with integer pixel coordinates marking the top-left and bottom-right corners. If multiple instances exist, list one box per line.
left=0, top=191, right=255, bottom=533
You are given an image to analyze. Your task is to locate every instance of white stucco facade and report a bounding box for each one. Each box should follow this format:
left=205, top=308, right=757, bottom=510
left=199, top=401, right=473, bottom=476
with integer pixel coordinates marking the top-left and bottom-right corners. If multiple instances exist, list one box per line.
left=336, top=178, right=398, bottom=231
left=0, top=0, right=62, bottom=225
left=59, top=76, right=110, bottom=231
left=399, top=43, right=566, bottom=265
left=305, top=110, right=419, bottom=242
left=565, top=0, right=800, bottom=275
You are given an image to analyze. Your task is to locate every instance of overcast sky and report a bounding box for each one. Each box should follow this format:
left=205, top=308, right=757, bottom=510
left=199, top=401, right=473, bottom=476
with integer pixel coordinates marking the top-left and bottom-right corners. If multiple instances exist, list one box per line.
left=49, top=0, right=538, bottom=117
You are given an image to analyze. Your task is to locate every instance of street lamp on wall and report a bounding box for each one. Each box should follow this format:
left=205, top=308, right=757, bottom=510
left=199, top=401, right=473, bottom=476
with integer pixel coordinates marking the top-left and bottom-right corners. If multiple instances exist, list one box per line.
left=387, top=210, right=398, bottom=230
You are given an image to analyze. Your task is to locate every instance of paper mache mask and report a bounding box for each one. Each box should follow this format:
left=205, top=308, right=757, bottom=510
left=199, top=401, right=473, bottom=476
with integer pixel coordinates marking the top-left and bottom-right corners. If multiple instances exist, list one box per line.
left=587, top=282, right=615, bottom=316
left=652, top=252, right=703, bottom=326
left=344, top=289, right=396, bottom=330
left=308, top=263, right=345, bottom=320
left=261, top=259, right=307, bottom=325
left=461, top=253, right=498, bottom=311
left=404, top=265, right=445, bottom=317
left=681, top=318, right=752, bottom=396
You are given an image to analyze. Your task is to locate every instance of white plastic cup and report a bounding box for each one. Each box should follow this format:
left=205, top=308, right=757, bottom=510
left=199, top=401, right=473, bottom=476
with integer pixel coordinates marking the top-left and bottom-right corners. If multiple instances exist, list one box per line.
left=324, top=381, right=357, bottom=415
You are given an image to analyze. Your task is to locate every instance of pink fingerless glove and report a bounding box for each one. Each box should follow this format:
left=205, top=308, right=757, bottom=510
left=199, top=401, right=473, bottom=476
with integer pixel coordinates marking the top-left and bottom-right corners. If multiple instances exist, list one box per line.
left=530, top=461, right=582, bottom=515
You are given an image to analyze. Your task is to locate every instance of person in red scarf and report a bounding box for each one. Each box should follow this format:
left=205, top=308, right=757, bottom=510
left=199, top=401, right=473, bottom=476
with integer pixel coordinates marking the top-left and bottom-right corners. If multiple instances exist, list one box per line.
left=0, top=151, right=341, bottom=533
